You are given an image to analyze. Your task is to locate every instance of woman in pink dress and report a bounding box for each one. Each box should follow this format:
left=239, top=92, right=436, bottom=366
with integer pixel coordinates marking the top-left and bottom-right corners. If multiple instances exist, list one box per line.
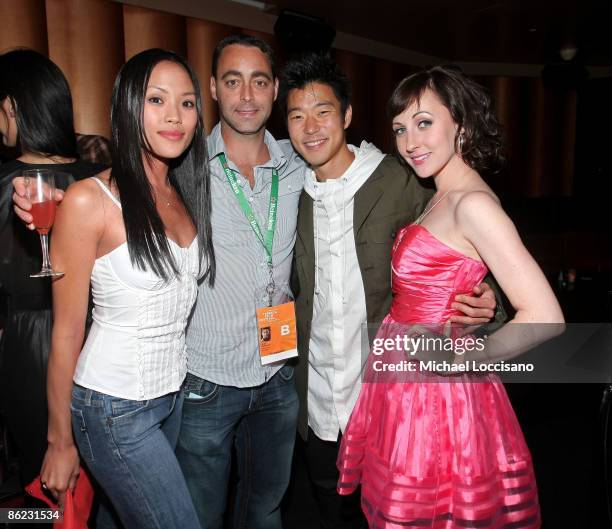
left=337, top=66, right=564, bottom=529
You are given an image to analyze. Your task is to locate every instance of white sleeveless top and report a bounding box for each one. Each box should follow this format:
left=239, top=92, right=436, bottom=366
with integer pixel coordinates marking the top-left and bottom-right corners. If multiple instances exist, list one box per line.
left=73, top=178, right=200, bottom=400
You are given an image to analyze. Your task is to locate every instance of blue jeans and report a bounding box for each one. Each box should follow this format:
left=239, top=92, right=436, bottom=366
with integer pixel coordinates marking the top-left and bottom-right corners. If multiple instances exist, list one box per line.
left=70, top=384, right=201, bottom=529
left=176, top=365, right=299, bottom=529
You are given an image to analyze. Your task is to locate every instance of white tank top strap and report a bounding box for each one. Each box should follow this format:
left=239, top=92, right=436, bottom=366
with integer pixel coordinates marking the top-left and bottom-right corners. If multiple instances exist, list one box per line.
left=91, top=176, right=122, bottom=210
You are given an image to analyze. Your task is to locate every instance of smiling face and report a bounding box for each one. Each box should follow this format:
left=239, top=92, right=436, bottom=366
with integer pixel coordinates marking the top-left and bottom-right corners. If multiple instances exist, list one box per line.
left=142, top=60, right=198, bottom=161
left=286, top=82, right=353, bottom=179
left=392, top=88, right=462, bottom=180
left=211, top=44, right=277, bottom=136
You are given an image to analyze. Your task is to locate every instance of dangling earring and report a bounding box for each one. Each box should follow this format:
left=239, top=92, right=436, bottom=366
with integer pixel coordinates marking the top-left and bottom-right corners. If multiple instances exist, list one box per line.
left=457, top=132, right=465, bottom=154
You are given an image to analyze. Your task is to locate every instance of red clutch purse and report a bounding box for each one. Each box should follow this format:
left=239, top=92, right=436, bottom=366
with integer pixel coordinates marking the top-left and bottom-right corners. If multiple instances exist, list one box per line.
left=26, top=470, right=94, bottom=529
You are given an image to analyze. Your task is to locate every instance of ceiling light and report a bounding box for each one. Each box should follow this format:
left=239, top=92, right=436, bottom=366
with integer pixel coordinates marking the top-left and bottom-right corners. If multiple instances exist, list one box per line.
left=227, top=0, right=268, bottom=9
left=560, top=46, right=578, bottom=61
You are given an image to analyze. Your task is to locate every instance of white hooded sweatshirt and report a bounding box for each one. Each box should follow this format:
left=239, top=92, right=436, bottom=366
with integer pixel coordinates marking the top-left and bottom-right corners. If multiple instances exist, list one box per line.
left=304, top=141, right=386, bottom=441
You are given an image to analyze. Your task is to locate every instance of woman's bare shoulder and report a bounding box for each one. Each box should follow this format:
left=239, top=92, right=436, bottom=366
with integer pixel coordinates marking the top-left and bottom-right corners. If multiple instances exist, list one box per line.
left=455, top=188, right=502, bottom=219
left=60, top=170, right=112, bottom=220
left=67, top=168, right=112, bottom=197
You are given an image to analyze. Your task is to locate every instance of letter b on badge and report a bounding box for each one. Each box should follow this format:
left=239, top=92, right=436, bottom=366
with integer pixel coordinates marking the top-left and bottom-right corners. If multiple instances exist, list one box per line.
left=256, top=301, right=297, bottom=365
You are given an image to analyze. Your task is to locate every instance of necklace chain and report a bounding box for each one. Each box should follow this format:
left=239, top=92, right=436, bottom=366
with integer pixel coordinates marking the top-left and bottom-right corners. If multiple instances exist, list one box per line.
left=415, top=169, right=475, bottom=225
left=415, top=189, right=453, bottom=225
left=155, top=187, right=173, bottom=207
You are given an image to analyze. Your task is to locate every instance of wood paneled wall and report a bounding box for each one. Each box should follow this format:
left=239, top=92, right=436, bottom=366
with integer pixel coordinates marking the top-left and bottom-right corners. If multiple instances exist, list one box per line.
left=123, top=6, right=186, bottom=60
left=480, top=76, right=577, bottom=197
left=0, top=0, right=48, bottom=54
left=46, top=0, right=124, bottom=139
left=186, top=19, right=237, bottom=132
left=0, top=0, right=578, bottom=197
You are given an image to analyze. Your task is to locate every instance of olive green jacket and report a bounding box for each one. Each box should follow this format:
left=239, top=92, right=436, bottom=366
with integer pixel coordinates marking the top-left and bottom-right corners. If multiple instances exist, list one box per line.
left=291, top=156, right=432, bottom=440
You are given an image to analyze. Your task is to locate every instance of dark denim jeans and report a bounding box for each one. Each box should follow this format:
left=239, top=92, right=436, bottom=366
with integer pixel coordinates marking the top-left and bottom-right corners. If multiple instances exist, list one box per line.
left=70, top=384, right=201, bottom=529
left=176, top=365, right=299, bottom=529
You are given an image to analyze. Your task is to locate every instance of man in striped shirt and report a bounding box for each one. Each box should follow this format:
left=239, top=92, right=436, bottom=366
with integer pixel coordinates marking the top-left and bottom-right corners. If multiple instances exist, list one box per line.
left=175, top=35, right=304, bottom=529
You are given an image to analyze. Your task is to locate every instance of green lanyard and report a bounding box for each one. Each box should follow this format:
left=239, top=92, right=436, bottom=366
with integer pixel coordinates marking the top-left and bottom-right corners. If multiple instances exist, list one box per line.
left=219, top=154, right=279, bottom=305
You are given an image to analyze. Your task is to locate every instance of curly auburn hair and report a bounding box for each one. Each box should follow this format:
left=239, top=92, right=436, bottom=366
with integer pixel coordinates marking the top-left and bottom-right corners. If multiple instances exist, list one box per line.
left=388, top=65, right=504, bottom=175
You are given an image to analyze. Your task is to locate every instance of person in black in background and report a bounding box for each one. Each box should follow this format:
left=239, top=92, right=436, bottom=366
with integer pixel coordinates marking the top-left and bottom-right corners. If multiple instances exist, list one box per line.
left=0, top=48, right=105, bottom=489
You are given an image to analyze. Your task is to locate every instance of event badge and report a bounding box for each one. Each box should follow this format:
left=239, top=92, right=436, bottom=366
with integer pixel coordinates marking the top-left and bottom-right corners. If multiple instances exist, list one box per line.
left=219, top=153, right=297, bottom=365
left=256, top=301, right=298, bottom=365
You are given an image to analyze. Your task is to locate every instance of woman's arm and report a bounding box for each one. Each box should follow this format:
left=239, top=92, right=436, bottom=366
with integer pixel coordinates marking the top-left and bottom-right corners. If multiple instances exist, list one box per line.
left=456, top=191, right=564, bottom=362
left=41, top=179, right=103, bottom=505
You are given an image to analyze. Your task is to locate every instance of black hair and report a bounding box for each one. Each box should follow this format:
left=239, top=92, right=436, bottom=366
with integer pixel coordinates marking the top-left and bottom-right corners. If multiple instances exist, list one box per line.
left=388, top=65, right=504, bottom=175
left=110, top=48, right=215, bottom=284
left=279, top=53, right=351, bottom=116
left=211, top=34, right=276, bottom=78
left=0, top=48, right=77, bottom=158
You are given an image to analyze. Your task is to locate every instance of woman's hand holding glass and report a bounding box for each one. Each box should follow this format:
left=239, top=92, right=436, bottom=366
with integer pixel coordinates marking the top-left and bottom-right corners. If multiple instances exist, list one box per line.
left=13, top=175, right=65, bottom=230
left=23, top=169, right=64, bottom=277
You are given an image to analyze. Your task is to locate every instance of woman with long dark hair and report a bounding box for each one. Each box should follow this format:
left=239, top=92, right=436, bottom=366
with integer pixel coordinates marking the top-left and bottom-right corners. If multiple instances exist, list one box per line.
left=39, top=48, right=214, bottom=528
left=0, top=49, right=106, bottom=487
left=337, top=66, right=564, bottom=528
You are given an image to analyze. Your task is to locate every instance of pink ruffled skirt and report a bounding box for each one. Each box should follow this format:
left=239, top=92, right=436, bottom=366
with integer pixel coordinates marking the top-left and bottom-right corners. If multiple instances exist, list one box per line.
left=337, top=362, right=540, bottom=528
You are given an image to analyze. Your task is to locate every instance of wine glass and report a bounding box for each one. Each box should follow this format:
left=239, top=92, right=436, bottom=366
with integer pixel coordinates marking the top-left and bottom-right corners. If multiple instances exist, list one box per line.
left=24, top=169, right=64, bottom=278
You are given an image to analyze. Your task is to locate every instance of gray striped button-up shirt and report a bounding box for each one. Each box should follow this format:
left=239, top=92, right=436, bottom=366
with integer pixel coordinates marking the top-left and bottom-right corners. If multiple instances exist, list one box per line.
left=186, top=123, right=305, bottom=387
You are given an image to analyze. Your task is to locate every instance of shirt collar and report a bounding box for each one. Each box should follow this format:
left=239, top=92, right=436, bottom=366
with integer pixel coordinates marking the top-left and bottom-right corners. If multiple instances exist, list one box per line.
left=207, top=122, right=287, bottom=178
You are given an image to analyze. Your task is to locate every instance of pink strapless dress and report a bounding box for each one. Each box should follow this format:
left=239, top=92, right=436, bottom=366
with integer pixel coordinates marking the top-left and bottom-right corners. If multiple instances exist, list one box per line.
left=337, top=224, right=540, bottom=529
